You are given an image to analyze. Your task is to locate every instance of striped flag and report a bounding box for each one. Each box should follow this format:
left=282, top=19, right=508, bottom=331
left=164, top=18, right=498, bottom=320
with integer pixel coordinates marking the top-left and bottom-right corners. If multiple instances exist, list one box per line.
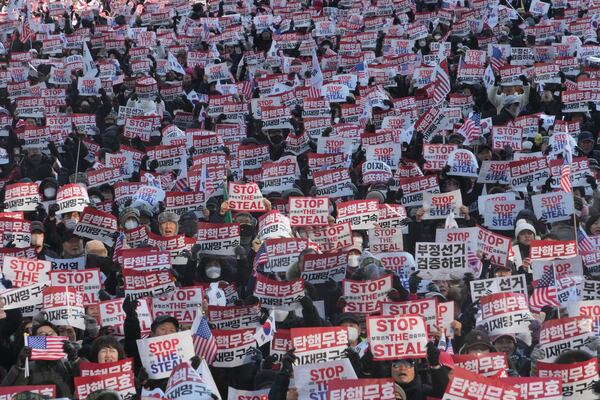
left=191, top=315, right=218, bottom=365
left=457, top=112, right=482, bottom=143
left=112, top=231, right=125, bottom=264
left=26, top=336, right=68, bottom=360
left=253, top=241, right=268, bottom=272
left=490, top=46, right=505, bottom=72
left=432, top=59, right=451, bottom=104
left=529, top=267, right=559, bottom=312
left=560, top=140, right=573, bottom=193
left=577, top=226, right=595, bottom=254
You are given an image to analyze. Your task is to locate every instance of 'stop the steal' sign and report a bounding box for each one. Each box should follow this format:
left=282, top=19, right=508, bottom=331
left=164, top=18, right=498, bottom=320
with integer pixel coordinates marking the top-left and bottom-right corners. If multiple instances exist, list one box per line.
left=366, top=315, right=428, bottom=360
left=228, top=182, right=267, bottom=212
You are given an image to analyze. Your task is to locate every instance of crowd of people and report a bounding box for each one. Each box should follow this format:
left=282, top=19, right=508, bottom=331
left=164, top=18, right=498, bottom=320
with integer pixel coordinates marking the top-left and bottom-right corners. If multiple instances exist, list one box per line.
left=0, top=0, right=598, bottom=398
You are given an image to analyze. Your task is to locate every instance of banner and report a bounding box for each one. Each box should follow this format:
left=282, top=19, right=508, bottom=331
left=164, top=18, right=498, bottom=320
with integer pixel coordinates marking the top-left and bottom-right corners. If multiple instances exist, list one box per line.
left=537, top=359, right=598, bottom=400
left=206, top=304, right=261, bottom=330
left=254, top=273, right=305, bottom=310
left=342, top=275, right=393, bottom=314
left=307, top=222, right=353, bottom=252
left=451, top=352, right=509, bottom=377
left=422, top=190, right=463, bottom=220
left=228, top=182, right=267, bottom=212
left=479, top=292, right=533, bottom=336
left=531, top=192, right=574, bottom=223
left=539, top=316, right=595, bottom=361
left=196, top=223, right=241, bottom=256
left=301, top=252, right=347, bottom=284
left=505, top=377, right=562, bottom=400
left=153, top=287, right=203, bottom=325
left=99, top=298, right=153, bottom=337
left=415, top=242, right=468, bottom=280
left=123, top=269, right=176, bottom=300
left=327, top=378, right=395, bottom=400
left=291, top=327, right=349, bottom=365
left=381, top=299, right=438, bottom=335
left=0, top=281, right=49, bottom=310
left=42, top=286, right=86, bottom=330
left=74, top=372, right=136, bottom=400
left=120, top=249, right=171, bottom=271
left=293, top=359, right=357, bottom=400
left=366, top=315, right=427, bottom=360
left=4, top=182, right=40, bottom=211
left=213, top=328, right=255, bottom=368
left=470, top=275, right=528, bottom=302
left=530, top=240, right=577, bottom=260
left=336, top=200, right=379, bottom=230
left=137, top=331, right=195, bottom=379
left=289, top=197, right=329, bottom=226
left=80, top=358, right=134, bottom=377
left=2, top=256, right=50, bottom=287
left=262, top=238, right=310, bottom=274
left=49, top=269, right=101, bottom=305
left=257, top=211, right=292, bottom=240
left=442, top=367, right=523, bottom=400
left=74, top=207, right=118, bottom=246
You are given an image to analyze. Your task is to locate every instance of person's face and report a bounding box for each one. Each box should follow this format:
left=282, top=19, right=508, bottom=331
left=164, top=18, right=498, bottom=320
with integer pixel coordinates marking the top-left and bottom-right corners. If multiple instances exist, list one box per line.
left=441, top=179, right=459, bottom=193
left=36, top=325, right=57, bottom=336
left=63, top=237, right=84, bottom=257
left=477, top=149, right=492, bottom=162
left=503, top=86, right=516, bottom=95
left=590, top=218, right=600, bottom=235
left=101, top=189, right=113, bottom=202
left=59, top=325, right=77, bottom=342
left=86, top=304, right=100, bottom=320
left=467, top=344, right=491, bottom=355
left=28, top=147, right=43, bottom=163
left=24, top=322, right=33, bottom=335
left=518, top=230, right=534, bottom=246
left=391, top=360, right=415, bottom=384
left=97, top=346, right=120, bottom=363
left=580, top=139, right=594, bottom=154
left=154, top=322, right=177, bottom=336
left=433, top=280, right=449, bottom=296
left=541, top=90, right=554, bottom=103
left=160, top=221, right=178, bottom=237
left=31, top=232, right=44, bottom=252
left=494, top=337, right=516, bottom=355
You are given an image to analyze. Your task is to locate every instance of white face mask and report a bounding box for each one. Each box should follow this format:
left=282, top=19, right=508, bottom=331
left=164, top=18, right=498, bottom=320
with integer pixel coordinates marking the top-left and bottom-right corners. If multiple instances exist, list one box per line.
left=348, top=326, right=359, bottom=341
left=64, top=219, right=77, bottom=230
left=43, top=187, right=56, bottom=198
left=124, top=220, right=138, bottom=230
left=348, top=254, right=360, bottom=268
left=206, top=266, right=221, bottom=279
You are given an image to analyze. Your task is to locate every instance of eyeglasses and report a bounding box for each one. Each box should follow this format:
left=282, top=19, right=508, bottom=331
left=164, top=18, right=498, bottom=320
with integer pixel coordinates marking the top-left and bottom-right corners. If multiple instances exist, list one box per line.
left=392, top=359, right=414, bottom=369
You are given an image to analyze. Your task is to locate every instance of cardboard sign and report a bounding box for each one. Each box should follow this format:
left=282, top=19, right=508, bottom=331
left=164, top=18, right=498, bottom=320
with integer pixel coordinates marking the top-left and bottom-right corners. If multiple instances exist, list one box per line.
left=539, top=316, right=595, bottom=361
left=289, top=197, right=329, bottom=226
left=56, top=184, right=89, bottom=214
left=530, top=240, right=577, bottom=260
left=451, top=353, right=509, bottom=377
left=99, top=298, right=153, bottom=337
left=301, top=252, right=347, bottom=284
left=483, top=200, right=525, bottom=231
left=381, top=299, right=438, bottom=335
left=470, top=275, right=528, bottom=302
left=196, top=223, right=241, bottom=256
left=49, top=269, right=101, bottom=306
left=505, top=377, right=563, bottom=400
left=80, top=358, right=134, bottom=377
left=443, top=367, right=523, bottom=400
left=137, top=331, right=195, bottom=379
left=228, top=182, right=267, bottom=212
left=74, top=207, right=118, bottom=246
left=342, top=275, right=393, bottom=314
left=42, top=286, right=86, bottom=330
left=123, top=269, right=175, bottom=300
left=2, top=256, right=51, bottom=288
left=153, top=287, right=203, bottom=325
left=75, top=372, right=136, bottom=400
left=422, top=190, right=463, bottom=220
left=368, top=227, right=403, bottom=253
left=327, top=379, right=395, bottom=400
left=4, top=182, right=40, bottom=212
left=537, top=359, right=598, bottom=400
left=366, top=315, right=427, bottom=360
left=435, top=227, right=478, bottom=251
left=291, top=327, right=349, bottom=365
left=293, top=359, right=357, bottom=400
left=415, top=242, right=468, bottom=280
left=531, top=192, right=574, bottom=223
left=479, top=292, right=533, bottom=336
left=336, top=199, right=379, bottom=230
left=213, top=328, right=256, bottom=368
left=262, top=238, right=311, bottom=274
left=206, top=304, right=261, bottom=330
left=307, top=222, right=353, bottom=252
left=254, top=273, right=305, bottom=310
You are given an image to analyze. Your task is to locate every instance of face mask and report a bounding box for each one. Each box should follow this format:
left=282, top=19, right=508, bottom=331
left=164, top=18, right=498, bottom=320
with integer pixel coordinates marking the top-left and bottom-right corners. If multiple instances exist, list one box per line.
left=44, top=187, right=56, bottom=198
left=124, top=220, right=138, bottom=230
left=206, top=265, right=221, bottom=279
left=274, top=310, right=289, bottom=322
left=64, top=219, right=77, bottom=230
left=348, top=254, right=360, bottom=268
left=418, top=40, right=426, bottom=47
left=348, top=326, right=359, bottom=341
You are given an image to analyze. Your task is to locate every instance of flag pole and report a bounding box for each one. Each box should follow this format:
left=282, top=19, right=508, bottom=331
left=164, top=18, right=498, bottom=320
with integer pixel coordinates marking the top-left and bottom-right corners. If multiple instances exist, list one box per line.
left=23, top=333, right=29, bottom=378
left=222, top=176, right=232, bottom=223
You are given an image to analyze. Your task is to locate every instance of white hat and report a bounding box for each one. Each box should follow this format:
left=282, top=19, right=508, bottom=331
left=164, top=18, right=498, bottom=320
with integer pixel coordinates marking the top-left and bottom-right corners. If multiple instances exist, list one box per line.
left=515, top=219, right=536, bottom=237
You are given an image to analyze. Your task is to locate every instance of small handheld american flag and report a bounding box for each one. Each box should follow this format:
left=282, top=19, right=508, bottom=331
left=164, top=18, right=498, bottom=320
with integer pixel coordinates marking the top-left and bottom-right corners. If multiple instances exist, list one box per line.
left=191, top=315, right=218, bottom=365
left=26, top=335, right=68, bottom=361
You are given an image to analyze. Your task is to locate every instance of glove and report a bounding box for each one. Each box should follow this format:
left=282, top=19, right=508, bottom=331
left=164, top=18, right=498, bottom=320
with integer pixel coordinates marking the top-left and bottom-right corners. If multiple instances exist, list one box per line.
left=409, top=272, right=422, bottom=294
left=48, top=203, right=60, bottom=218
left=343, top=346, right=360, bottom=364
left=63, top=341, right=79, bottom=362
left=299, top=295, right=313, bottom=309
left=587, top=175, right=598, bottom=190
left=122, top=295, right=138, bottom=316
left=234, top=245, right=246, bottom=259
left=463, top=272, right=475, bottom=285
left=426, top=341, right=440, bottom=367
left=18, top=346, right=31, bottom=368
left=190, top=355, right=201, bottom=370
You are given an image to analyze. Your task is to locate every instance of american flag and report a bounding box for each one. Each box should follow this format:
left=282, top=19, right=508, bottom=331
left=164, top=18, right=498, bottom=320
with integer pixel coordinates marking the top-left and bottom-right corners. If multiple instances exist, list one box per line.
left=112, top=231, right=125, bottom=264
left=432, top=59, right=451, bottom=104
left=191, top=315, right=218, bottom=364
left=253, top=241, right=268, bottom=271
left=20, top=4, right=34, bottom=43
left=490, top=46, right=505, bottom=72
left=354, top=61, right=369, bottom=86
left=577, top=226, right=595, bottom=254
left=529, top=268, right=559, bottom=312
left=26, top=336, right=68, bottom=360
left=560, top=140, right=573, bottom=193
left=457, top=112, right=482, bottom=143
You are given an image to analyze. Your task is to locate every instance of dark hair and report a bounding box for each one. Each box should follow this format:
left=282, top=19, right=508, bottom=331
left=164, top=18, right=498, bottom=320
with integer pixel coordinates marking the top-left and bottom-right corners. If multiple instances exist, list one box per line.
left=554, top=350, right=593, bottom=364
left=32, top=320, right=58, bottom=336
left=89, top=336, right=125, bottom=363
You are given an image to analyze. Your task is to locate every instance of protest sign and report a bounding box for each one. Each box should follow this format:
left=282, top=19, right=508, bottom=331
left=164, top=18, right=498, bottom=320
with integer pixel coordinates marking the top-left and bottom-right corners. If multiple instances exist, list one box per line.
left=509, top=157, right=551, bottom=190
left=301, top=252, right=347, bottom=284
left=539, top=316, right=595, bottom=361
left=206, top=304, right=261, bottom=330
left=435, top=227, right=478, bottom=250
left=227, top=388, right=270, bottom=400
left=49, top=269, right=101, bottom=305
left=137, top=331, right=195, bottom=379
left=336, top=199, right=379, bottom=230
left=74, top=207, right=118, bottom=246
left=327, top=379, right=395, bottom=400
left=45, top=254, right=85, bottom=271
left=123, top=269, right=175, bottom=300
left=307, top=222, right=353, bottom=252
left=470, top=275, right=528, bottom=302
left=99, top=297, right=153, bottom=337
left=531, top=257, right=583, bottom=282
left=451, top=352, right=509, bottom=377
left=291, top=326, right=349, bottom=365
left=483, top=200, right=525, bottom=231
left=2, top=256, right=50, bottom=288
left=153, top=287, right=203, bottom=325
left=0, top=386, right=56, bottom=399
left=288, top=197, right=329, bottom=226
left=164, top=191, right=206, bottom=216
left=257, top=211, right=292, bottom=240
left=505, top=377, right=563, bottom=400
left=530, top=240, right=577, bottom=260
left=476, top=226, right=512, bottom=268
left=196, top=223, right=240, bottom=256
left=438, top=301, right=455, bottom=338
left=0, top=281, right=49, bottom=310
left=398, top=175, right=440, bottom=207
left=531, top=192, right=574, bottom=223
left=0, top=218, right=31, bottom=248
left=80, top=358, right=134, bottom=377
left=312, top=168, right=354, bottom=198
left=492, top=126, right=524, bottom=150
left=254, top=273, right=305, bottom=310
left=442, top=367, right=523, bottom=400
left=366, top=315, right=427, bottom=360
left=415, top=243, right=468, bottom=280
left=261, top=238, right=311, bottom=273
left=581, top=280, right=600, bottom=300
left=381, top=299, right=438, bottom=335
left=293, top=359, right=357, bottom=400
left=368, top=227, right=403, bottom=253
left=343, top=275, right=393, bottom=314
left=423, top=144, right=458, bottom=171
left=479, top=292, right=533, bottom=336
left=213, top=328, right=256, bottom=368
left=477, top=160, right=510, bottom=184
left=119, top=249, right=171, bottom=271
left=4, top=182, right=40, bottom=211
left=42, top=286, right=86, bottom=330
left=445, top=149, right=479, bottom=177
left=537, top=359, right=598, bottom=400
left=74, top=372, right=136, bottom=400
left=228, top=182, right=267, bottom=212
left=422, top=190, right=463, bottom=220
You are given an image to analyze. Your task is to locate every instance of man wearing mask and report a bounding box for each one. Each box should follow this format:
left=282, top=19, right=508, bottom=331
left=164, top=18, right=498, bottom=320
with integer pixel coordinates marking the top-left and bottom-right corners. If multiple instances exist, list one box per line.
left=31, top=221, right=58, bottom=259
left=120, top=207, right=141, bottom=230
